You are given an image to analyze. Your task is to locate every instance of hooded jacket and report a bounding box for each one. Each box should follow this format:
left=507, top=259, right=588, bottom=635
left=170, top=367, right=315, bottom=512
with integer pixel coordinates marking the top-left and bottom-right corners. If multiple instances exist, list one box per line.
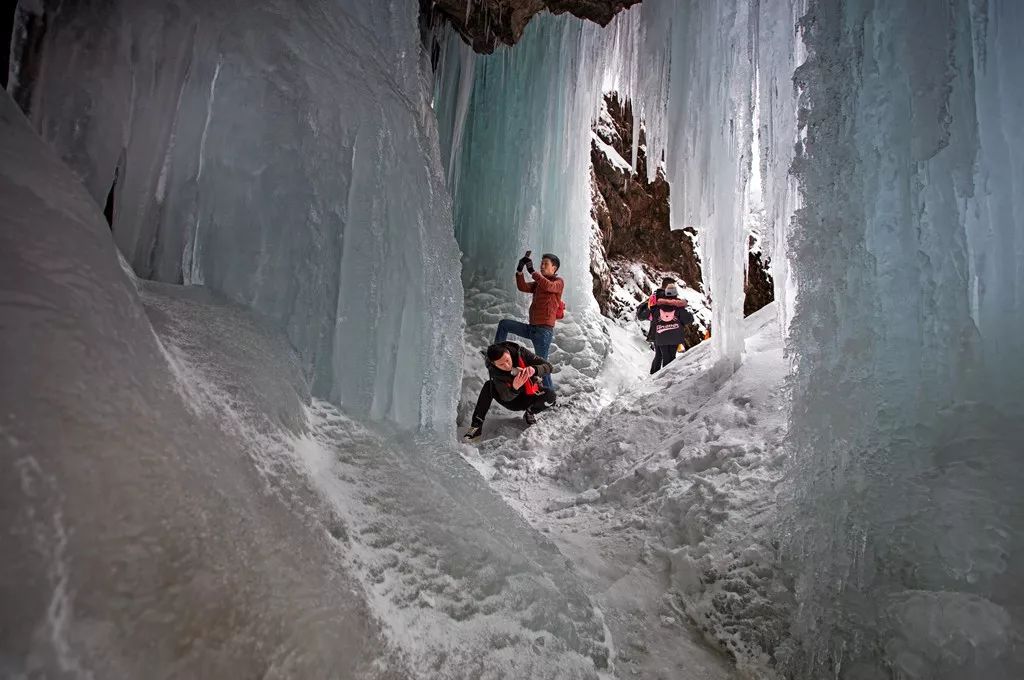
left=485, top=342, right=553, bottom=402
left=515, top=271, right=565, bottom=328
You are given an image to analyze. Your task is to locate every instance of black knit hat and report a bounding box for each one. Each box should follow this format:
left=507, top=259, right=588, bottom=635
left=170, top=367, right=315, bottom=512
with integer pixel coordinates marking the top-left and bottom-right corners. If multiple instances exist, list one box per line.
left=541, top=253, right=560, bottom=270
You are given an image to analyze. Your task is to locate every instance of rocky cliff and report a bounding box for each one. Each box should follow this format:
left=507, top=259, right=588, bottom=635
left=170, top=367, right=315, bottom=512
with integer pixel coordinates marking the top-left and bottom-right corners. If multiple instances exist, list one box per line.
left=421, top=0, right=640, bottom=53
left=745, top=247, right=774, bottom=317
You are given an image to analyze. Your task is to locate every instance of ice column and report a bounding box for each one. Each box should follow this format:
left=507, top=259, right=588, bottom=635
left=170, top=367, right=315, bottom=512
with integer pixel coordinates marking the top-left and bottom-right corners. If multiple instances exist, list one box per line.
left=755, top=0, right=805, bottom=332
left=10, top=0, right=465, bottom=433
left=786, top=1, right=1024, bottom=677
left=637, top=0, right=756, bottom=370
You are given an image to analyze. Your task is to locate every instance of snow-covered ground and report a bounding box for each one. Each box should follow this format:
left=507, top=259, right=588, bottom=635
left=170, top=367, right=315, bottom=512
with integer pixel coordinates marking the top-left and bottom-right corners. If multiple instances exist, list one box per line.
left=459, top=297, right=791, bottom=678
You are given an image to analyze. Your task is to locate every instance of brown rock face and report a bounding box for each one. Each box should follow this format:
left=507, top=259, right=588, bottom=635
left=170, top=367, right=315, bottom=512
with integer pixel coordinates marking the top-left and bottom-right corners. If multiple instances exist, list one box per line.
left=421, top=0, right=641, bottom=54
left=744, top=246, right=774, bottom=317
left=590, top=94, right=703, bottom=315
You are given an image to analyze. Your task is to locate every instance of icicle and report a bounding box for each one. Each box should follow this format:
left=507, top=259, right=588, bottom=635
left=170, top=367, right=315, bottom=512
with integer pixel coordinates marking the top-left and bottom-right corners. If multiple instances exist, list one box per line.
left=630, top=107, right=640, bottom=172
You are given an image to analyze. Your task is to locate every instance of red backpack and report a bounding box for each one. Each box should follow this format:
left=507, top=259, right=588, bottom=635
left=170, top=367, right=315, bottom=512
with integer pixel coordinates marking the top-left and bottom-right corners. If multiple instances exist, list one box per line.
left=556, top=299, right=566, bottom=320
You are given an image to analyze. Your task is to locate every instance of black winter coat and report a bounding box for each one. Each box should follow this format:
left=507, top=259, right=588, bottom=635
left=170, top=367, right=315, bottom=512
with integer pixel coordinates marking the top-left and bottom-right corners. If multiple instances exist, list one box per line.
left=650, top=299, right=693, bottom=346
left=485, top=342, right=552, bottom=402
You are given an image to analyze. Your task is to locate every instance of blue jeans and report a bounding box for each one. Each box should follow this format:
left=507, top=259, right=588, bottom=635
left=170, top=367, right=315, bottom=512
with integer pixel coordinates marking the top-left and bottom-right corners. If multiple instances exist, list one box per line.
left=494, top=319, right=555, bottom=390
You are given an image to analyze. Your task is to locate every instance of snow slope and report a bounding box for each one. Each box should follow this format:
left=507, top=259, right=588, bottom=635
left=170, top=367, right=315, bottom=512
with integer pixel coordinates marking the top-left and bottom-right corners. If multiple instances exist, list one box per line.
left=461, top=303, right=790, bottom=677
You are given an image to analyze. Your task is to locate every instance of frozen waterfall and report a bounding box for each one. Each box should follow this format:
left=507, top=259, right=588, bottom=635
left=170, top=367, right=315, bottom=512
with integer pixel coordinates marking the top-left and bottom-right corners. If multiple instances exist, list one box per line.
left=9, top=0, right=464, bottom=432
left=5, top=0, right=1024, bottom=677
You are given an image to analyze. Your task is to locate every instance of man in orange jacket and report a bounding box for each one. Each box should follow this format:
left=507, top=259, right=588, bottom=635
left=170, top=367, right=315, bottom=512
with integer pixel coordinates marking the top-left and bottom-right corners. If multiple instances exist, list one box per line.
left=494, top=252, right=564, bottom=391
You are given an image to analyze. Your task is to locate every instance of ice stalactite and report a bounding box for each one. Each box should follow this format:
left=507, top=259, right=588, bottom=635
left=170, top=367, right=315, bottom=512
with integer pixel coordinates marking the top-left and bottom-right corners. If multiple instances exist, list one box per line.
left=755, top=0, right=805, bottom=332
left=786, top=1, right=1024, bottom=677
left=631, top=1, right=756, bottom=371
left=11, top=0, right=464, bottom=433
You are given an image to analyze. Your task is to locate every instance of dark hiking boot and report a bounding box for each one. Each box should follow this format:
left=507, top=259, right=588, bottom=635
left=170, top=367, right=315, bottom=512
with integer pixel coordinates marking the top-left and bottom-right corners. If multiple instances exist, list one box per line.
left=463, top=425, right=482, bottom=441
left=523, top=410, right=537, bottom=426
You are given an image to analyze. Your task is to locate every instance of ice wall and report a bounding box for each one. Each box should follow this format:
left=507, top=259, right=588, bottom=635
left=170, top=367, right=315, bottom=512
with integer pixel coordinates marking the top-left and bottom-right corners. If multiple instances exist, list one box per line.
left=631, top=1, right=754, bottom=369
left=9, top=0, right=464, bottom=432
left=0, top=90, right=404, bottom=678
left=434, top=14, right=615, bottom=308
left=786, top=1, right=1024, bottom=677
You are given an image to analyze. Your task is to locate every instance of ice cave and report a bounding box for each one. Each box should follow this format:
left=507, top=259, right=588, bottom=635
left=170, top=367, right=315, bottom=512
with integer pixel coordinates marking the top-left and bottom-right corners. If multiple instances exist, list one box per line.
left=1, top=0, right=1021, bottom=678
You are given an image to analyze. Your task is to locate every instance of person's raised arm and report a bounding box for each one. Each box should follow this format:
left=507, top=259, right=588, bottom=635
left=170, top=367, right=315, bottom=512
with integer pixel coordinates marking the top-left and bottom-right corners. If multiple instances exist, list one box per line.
left=515, top=253, right=537, bottom=292
left=516, top=271, right=536, bottom=293
left=529, top=269, right=564, bottom=294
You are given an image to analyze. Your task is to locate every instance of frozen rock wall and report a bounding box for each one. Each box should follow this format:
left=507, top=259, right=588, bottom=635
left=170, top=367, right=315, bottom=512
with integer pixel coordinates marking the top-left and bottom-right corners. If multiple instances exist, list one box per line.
left=9, top=0, right=464, bottom=432
left=589, top=93, right=703, bottom=304
left=422, top=0, right=641, bottom=54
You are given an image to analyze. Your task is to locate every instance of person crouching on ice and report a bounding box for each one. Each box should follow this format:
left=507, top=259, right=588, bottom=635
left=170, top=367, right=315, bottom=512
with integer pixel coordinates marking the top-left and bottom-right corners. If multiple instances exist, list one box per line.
left=462, top=342, right=557, bottom=441
left=494, top=251, right=565, bottom=392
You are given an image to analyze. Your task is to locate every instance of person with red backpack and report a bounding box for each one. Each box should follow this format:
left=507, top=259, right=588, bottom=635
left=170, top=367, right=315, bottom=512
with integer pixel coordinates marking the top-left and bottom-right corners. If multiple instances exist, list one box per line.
left=463, top=342, right=557, bottom=440
left=644, top=281, right=693, bottom=374
left=494, top=251, right=564, bottom=391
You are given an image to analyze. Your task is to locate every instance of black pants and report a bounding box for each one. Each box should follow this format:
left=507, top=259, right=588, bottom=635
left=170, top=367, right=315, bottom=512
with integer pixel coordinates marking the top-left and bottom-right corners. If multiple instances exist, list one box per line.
left=471, top=380, right=556, bottom=427
left=650, top=344, right=677, bottom=374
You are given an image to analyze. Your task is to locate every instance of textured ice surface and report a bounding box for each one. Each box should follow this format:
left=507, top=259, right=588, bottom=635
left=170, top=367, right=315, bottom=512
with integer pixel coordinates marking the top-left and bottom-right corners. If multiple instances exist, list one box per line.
left=785, top=1, right=1024, bottom=677
left=10, top=0, right=464, bottom=432
left=0, top=91, right=405, bottom=678
left=296, top=403, right=612, bottom=678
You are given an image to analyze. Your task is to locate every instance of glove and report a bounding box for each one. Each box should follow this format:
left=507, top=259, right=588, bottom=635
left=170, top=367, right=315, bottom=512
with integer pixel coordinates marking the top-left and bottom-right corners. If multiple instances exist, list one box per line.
left=517, top=256, right=530, bottom=272
left=524, top=258, right=535, bottom=274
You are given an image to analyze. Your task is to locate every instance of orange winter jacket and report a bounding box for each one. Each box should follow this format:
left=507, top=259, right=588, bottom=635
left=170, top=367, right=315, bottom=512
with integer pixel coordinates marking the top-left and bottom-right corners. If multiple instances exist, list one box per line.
left=515, top=271, right=565, bottom=328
